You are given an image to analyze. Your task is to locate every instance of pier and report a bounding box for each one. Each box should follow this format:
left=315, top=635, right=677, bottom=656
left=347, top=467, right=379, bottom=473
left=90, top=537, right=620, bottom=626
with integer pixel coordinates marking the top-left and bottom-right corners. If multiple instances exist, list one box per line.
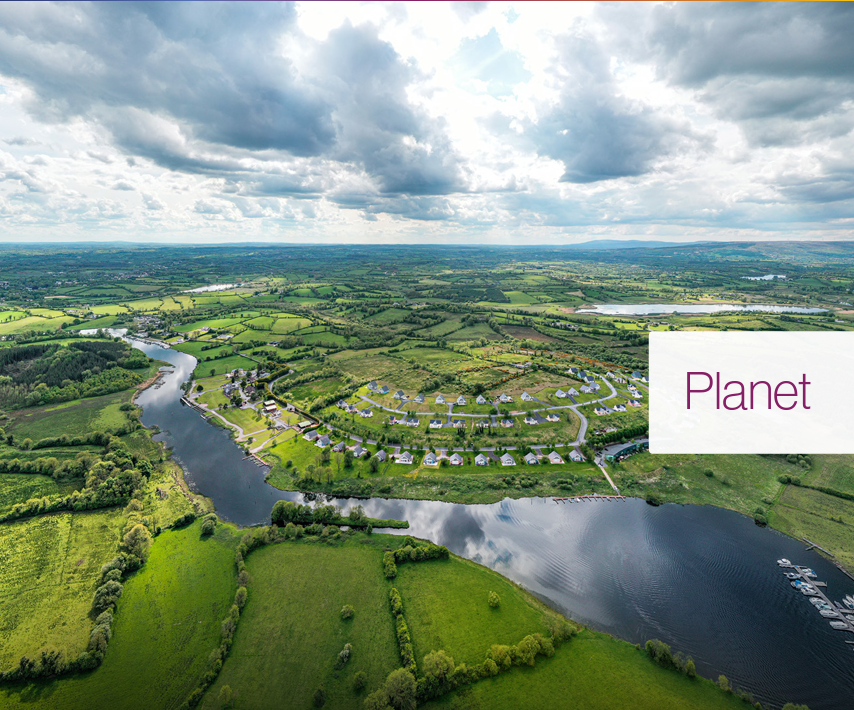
left=782, top=562, right=854, bottom=635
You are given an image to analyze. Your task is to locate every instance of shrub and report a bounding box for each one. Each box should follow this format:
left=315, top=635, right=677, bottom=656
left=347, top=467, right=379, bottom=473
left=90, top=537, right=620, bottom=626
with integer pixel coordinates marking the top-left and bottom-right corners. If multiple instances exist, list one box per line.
left=201, top=517, right=216, bottom=536
left=488, top=591, right=500, bottom=608
left=341, top=604, right=355, bottom=620
left=313, top=686, right=326, bottom=707
left=423, top=649, right=454, bottom=683
left=352, top=670, right=367, bottom=692
left=337, top=643, right=352, bottom=668
left=234, top=586, right=248, bottom=610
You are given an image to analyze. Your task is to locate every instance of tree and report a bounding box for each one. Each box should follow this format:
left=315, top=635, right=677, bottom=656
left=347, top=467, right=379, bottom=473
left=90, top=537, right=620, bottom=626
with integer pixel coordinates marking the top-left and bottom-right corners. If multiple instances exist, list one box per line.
left=369, top=456, right=380, bottom=473
left=201, top=513, right=217, bottom=536
left=383, top=668, right=417, bottom=710
left=218, top=685, right=234, bottom=708
left=313, top=686, right=326, bottom=707
left=352, top=670, right=367, bottom=693
left=685, top=657, right=696, bottom=679
left=210, top=368, right=215, bottom=378
left=488, top=591, right=500, bottom=608
left=123, top=523, right=152, bottom=561
left=341, top=604, right=355, bottom=620
left=423, top=650, right=455, bottom=683
left=718, top=675, right=730, bottom=692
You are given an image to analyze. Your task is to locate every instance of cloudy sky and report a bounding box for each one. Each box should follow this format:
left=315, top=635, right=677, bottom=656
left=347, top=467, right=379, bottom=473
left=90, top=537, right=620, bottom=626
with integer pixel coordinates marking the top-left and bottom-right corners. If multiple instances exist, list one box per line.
left=1, top=1, right=853, bottom=244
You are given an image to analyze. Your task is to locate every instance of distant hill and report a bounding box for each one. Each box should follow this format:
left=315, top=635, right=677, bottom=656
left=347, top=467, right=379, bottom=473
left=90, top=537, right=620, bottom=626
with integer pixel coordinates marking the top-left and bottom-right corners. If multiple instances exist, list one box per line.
left=561, top=240, right=707, bottom=250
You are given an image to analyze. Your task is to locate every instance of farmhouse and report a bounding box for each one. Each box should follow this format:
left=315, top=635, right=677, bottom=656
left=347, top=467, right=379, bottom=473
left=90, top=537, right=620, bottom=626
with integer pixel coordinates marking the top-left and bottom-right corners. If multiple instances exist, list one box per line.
left=524, top=452, right=539, bottom=465
left=548, top=451, right=564, bottom=464
left=500, top=453, right=516, bottom=466
left=449, top=453, right=463, bottom=465
left=397, top=451, right=414, bottom=465
left=475, top=453, right=489, bottom=466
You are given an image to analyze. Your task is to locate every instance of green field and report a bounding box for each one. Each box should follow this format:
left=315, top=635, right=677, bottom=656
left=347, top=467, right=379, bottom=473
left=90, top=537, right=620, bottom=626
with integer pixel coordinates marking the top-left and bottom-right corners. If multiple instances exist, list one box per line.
left=8, top=391, right=134, bottom=441
left=0, top=474, right=81, bottom=515
left=0, top=521, right=239, bottom=710
left=192, top=355, right=257, bottom=379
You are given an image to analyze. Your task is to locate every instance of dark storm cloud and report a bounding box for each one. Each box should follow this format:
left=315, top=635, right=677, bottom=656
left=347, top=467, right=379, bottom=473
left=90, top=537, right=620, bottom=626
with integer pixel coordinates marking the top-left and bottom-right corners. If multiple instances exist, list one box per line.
left=523, top=34, right=705, bottom=183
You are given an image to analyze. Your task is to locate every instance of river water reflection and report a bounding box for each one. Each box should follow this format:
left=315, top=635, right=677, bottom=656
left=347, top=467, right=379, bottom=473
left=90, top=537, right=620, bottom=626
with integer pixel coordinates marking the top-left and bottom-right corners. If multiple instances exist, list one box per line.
left=130, top=337, right=853, bottom=710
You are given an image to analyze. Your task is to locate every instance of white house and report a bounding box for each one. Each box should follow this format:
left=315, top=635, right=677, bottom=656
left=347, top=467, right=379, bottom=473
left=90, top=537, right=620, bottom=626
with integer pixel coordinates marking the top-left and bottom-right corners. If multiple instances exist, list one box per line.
left=500, top=419, right=514, bottom=428
left=475, top=453, right=489, bottom=466
left=521, top=391, right=533, bottom=402
left=414, top=393, right=425, bottom=403
left=435, top=394, right=446, bottom=405
left=524, top=452, right=539, bottom=465
left=449, top=453, right=463, bottom=465
left=499, top=393, right=512, bottom=403
left=397, top=451, right=414, bottom=465
left=569, top=448, right=584, bottom=462
left=548, top=451, right=564, bottom=464
left=555, top=389, right=567, bottom=399
left=359, top=408, right=374, bottom=418
left=423, top=452, right=438, bottom=466
left=594, top=407, right=608, bottom=416
left=628, top=399, right=641, bottom=407
left=524, top=415, right=538, bottom=425
left=476, top=394, right=487, bottom=405
left=332, top=441, right=345, bottom=452
left=316, top=435, right=331, bottom=448
left=393, top=390, right=405, bottom=400
left=580, top=385, right=592, bottom=394
left=456, top=395, right=466, bottom=406
left=352, top=445, right=368, bottom=458
left=303, top=429, right=319, bottom=441
left=568, top=388, right=579, bottom=396
left=613, top=403, right=627, bottom=413
left=368, top=380, right=378, bottom=391
left=429, top=419, right=443, bottom=429
left=406, top=418, right=419, bottom=427
left=377, top=385, right=390, bottom=395
left=452, top=419, right=465, bottom=428
left=546, top=413, right=560, bottom=422
left=375, top=450, right=387, bottom=462
left=500, top=453, right=516, bottom=466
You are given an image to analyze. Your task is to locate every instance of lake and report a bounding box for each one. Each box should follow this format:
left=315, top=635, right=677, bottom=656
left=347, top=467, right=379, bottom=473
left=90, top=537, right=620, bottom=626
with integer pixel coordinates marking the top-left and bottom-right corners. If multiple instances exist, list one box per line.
left=182, top=283, right=240, bottom=293
left=129, top=337, right=854, bottom=710
left=577, top=303, right=826, bottom=315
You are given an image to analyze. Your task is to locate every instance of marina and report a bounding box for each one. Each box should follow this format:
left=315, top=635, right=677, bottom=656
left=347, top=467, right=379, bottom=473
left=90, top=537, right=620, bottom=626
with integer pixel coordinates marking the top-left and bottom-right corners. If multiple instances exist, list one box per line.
left=779, top=559, right=854, bottom=637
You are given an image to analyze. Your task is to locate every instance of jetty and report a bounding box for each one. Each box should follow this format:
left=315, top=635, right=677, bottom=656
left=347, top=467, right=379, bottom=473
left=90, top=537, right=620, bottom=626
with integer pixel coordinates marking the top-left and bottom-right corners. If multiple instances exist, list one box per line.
left=553, top=494, right=626, bottom=503
left=782, top=562, right=854, bottom=635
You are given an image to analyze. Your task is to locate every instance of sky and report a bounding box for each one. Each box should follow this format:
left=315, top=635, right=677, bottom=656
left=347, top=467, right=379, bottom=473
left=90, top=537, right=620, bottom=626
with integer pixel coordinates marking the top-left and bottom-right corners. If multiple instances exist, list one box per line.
left=0, top=1, right=853, bottom=244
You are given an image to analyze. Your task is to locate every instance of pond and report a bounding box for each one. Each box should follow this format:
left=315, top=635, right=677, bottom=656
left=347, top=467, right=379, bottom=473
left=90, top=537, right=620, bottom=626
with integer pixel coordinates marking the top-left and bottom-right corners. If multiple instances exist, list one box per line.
left=577, top=303, right=826, bottom=315
left=129, top=337, right=854, bottom=710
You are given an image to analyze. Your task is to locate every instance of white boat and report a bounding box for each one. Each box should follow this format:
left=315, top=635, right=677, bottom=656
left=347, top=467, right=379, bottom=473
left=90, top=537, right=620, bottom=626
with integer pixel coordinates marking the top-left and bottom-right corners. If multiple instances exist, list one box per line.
left=801, top=568, right=817, bottom=578
left=820, top=609, right=841, bottom=618
left=802, top=589, right=818, bottom=596
left=785, top=572, right=800, bottom=579
left=844, top=615, right=854, bottom=623
left=830, top=621, right=849, bottom=630
left=777, top=558, right=792, bottom=566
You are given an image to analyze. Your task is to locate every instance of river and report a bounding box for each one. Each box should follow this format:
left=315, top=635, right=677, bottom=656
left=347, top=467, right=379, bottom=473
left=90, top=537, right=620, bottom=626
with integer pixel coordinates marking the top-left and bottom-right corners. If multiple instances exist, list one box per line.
left=129, top=337, right=854, bottom=710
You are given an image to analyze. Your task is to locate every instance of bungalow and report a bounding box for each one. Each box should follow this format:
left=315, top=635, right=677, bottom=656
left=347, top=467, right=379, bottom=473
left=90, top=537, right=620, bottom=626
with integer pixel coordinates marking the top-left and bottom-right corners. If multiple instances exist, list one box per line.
left=346, top=404, right=358, bottom=414
left=569, top=367, right=580, bottom=375
left=456, top=395, right=467, bottom=406
left=429, top=419, right=443, bottom=429
left=452, top=419, right=465, bottom=428
left=393, top=389, right=406, bottom=400
left=475, top=453, right=489, bottom=466
left=406, top=418, right=420, bottom=427
left=435, top=394, right=446, bottom=405
left=521, top=391, right=533, bottom=402
left=476, top=394, right=487, bottom=405
left=631, top=371, right=643, bottom=380
left=337, top=399, right=348, bottom=409
left=476, top=420, right=490, bottom=428
left=589, top=383, right=601, bottom=392
left=555, top=389, right=567, bottom=399
left=368, top=381, right=378, bottom=391
left=569, top=448, right=584, bottom=462
left=316, top=435, right=331, bottom=448
left=614, top=377, right=626, bottom=384
left=375, top=450, right=387, bottom=463
left=613, top=403, right=627, bottom=413
left=594, top=407, right=608, bottom=416
left=641, top=375, right=649, bottom=384
left=499, top=393, right=513, bottom=403
left=584, top=376, right=595, bottom=384
left=632, top=391, right=644, bottom=399
left=377, top=385, right=390, bottom=395
left=567, top=387, right=579, bottom=396
left=423, top=452, right=439, bottom=466
left=605, top=372, right=616, bottom=379
left=352, top=445, right=367, bottom=458
left=524, top=452, right=539, bottom=465
left=500, top=419, right=514, bottom=428
left=548, top=451, right=564, bottom=465
left=580, top=385, right=592, bottom=394
left=397, top=451, right=414, bottom=465
left=332, top=441, right=346, bottom=452
left=546, top=413, right=560, bottom=422
left=414, top=393, right=425, bottom=404
left=500, top=453, right=517, bottom=466
left=359, top=408, right=374, bottom=418
left=524, top=415, right=538, bottom=425
left=303, top=429, right=319, bottom=441
left=449, top=453, right=464, bottom=466
left=628, top=399, right=641, bottom=407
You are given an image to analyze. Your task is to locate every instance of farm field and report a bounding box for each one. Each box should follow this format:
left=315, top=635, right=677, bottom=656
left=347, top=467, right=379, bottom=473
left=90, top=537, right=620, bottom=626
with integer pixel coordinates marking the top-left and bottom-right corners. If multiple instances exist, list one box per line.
left=7, top=391, right=134, bottom=441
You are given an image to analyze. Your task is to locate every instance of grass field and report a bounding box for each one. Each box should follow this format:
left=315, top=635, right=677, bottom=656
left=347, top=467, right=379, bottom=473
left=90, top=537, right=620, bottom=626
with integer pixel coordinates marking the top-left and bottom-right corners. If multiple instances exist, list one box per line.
left=0, top=510, right=122, bottom=669
left=192, top=354, right=256, bottom=379
left=0, top=520, right=239, bottom=710
left=202, top=536, right=400, bottom=710
left=8, top=391, right=133, bottom=440
left=0, top=474, right=81, bottom=515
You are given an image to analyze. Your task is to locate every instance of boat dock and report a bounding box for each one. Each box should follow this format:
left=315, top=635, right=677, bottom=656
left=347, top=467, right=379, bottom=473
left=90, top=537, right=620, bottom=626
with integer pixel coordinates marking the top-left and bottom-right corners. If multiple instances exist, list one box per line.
left=780, top=561, right=854, bottom=635
left=241, top=452, right=269, bottom=467
left=553, top=494, right=626, bottom=503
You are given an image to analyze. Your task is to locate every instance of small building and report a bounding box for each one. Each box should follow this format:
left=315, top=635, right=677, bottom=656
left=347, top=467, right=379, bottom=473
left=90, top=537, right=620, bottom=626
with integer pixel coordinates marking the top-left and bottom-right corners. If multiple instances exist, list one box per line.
left=580, top=385, right=592, bottom=394
left=397, top=451, right=414, bottom=465
left=352, top=445, right=367, bottom=458
left=423, top=452, right=438, bottom=466
left=628, top=399, right=641, bottom=407
left=375, top=450, right=387, bottom=462
left=332, top=441, right=345, bottom=452
left=524, top=452, right=539, bottom=465
left=521, top=391, right=533, bottom=402
left=555, top=389, right=567, bottom=399
left=476, top=420, right=490, bottom=428
left=337, top=399, right=348, bottom=409
left=500, top=419, right=514, bottom=428
left=264, top=400, right=276, bottom=407
left=499, top=393, right=513, bottom=403
left=456, top=395, right=467, bottom=406
left=476, top=394, right=487, bottom=405
left=613, top=403, right=627, bottom=413
left=368, top=381, right=378, bottom=391
left=377, top=385, right=390, bottom=395
left=594, top=407, right=608, bottom=416
left=304, top=429, right=319, bottom=441
left=475, top=453, right=489, bottom=466
left=436, top=394, right=446, bottom=405
left=316, top=435, right=331, bottom=448
left=546, top=413, right=559, bottom=422
left=264, top=403, right=277, bottom=413
left=393, top=390, right=405, bottom=400
left=359, top=408, right=374, bottom=418
left=414, top=393, right=425, bottom=403
left=406, top=418, right=419, bottom=427
left=429, top=419, right=443, bottom=429
left=569, top=367, right=579, bottom=375
left=524, top=415, right=538, bottom=425
left=631, top=371, right=643, bottom=380
left=548, top=451, right=564, bottom=464
left=569, top=448, right=584, bottom=462
left=449, top=453, right=463, bottom=465
left=568, top=387, right=579, bottom=396
left=452, top=419, right=465, bottom=428
left=500, top=453, right=516, bottom=466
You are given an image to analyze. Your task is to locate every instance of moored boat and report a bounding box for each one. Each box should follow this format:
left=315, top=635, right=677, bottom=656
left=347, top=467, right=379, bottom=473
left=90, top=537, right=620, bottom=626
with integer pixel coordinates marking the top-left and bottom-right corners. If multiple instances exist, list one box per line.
left=820, top=609, right=841, bottom=618
left=778, top=558, right=792, bottom=566
left=830, top=621, right=849, bottom=630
